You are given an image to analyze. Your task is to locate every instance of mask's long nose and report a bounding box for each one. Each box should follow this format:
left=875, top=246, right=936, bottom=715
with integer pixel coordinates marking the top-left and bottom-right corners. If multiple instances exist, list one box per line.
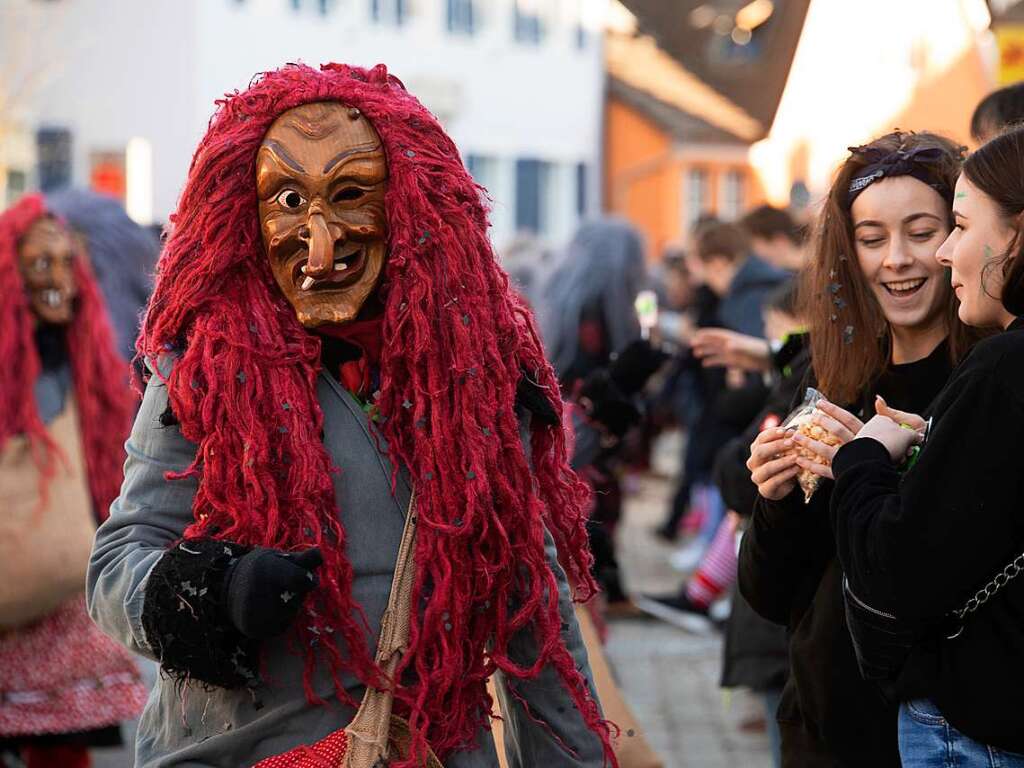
left=300, top=213, right=336, bottom=279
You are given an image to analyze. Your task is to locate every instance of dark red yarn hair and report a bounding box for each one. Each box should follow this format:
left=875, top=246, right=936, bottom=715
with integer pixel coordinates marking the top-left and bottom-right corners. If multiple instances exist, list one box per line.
left=0, top=193, right=132, bottom=518
left=140, top=63, right=614, bottom=764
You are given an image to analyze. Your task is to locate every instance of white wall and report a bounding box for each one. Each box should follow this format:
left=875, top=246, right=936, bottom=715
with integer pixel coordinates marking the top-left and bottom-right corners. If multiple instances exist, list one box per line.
left=4, top=0, right=605, bottom=249
left=2, top=0, right=199, bottom=220
left=192, top=0, right=605, bottom=247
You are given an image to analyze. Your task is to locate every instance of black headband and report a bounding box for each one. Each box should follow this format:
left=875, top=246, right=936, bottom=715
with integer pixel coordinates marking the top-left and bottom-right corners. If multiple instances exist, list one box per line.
left=845, top=146, right=953, bottom=209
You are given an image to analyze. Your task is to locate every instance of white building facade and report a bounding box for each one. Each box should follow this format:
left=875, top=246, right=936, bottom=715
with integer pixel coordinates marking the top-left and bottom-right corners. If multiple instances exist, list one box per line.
left=2, top=0, right=607, bottom=248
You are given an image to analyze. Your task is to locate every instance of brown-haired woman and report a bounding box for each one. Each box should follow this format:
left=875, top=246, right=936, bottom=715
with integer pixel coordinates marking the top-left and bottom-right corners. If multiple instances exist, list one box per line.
left=822, top=126, right=1024, bottom=766
left=737, top=131, right=975, bottom=767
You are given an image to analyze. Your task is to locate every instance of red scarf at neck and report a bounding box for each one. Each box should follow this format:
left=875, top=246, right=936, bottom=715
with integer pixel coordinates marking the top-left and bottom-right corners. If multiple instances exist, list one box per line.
left=315, top=316, right=384, bottom=397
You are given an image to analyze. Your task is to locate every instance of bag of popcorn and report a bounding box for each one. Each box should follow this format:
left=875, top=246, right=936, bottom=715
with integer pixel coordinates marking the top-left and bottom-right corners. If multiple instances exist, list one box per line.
left=782, top=388, right=842, bottom=503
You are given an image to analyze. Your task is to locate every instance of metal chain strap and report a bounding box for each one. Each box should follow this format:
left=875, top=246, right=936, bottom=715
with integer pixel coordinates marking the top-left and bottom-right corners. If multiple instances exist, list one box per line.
left=954, top=551, right=1024, bottom=620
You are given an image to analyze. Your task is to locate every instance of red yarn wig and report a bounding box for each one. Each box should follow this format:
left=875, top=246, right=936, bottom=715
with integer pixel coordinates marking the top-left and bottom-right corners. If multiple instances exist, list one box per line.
left=140, top=63, right=614, bottom=763
left=0, top=193, right=133, bottom=518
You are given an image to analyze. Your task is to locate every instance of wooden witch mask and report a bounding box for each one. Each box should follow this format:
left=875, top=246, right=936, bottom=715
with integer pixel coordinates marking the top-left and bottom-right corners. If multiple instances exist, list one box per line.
left=18, top=217, right=78, bottom=326
left=257, top=101, right=389, bottom=327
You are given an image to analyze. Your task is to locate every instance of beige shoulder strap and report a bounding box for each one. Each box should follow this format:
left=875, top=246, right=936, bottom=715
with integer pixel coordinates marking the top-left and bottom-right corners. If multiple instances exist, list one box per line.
left=343, top=492, right=419, bottom=764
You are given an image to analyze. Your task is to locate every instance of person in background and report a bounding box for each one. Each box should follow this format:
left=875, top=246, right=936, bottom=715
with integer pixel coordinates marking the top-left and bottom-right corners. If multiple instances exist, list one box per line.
left=970, top=81, right=1024, bottom=144
left=654, top=243, right=720, bottom=543
left=46, top=189, right=160, bottom=363
left=822, top=125, right=1024, bottom=768
left=0, top=195, right=146, bottom=768
left=539, top=217, right=656, bottom=608
left=739, top=131, right=977, bottom=767
left=742, top=205, right=808, bottom=274
left=664, top=222, right=789, bottom=570
left=639, top=278, right=809, bottom=631
left=541, top=217, right=646, bottom=386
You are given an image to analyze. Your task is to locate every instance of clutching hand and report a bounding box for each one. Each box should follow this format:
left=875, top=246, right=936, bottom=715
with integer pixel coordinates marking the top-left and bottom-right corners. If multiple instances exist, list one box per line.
left=790, top=398, right=863, bottom=482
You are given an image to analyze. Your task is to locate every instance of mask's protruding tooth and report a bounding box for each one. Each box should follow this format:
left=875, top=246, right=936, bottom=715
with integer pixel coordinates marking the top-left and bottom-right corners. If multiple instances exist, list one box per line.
left=334, top=262, right=348, bottom=272
left=300, top=276, right=315, bottom=291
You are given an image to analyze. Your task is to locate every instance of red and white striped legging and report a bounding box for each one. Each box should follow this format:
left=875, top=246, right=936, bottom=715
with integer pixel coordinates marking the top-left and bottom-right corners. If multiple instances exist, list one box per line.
left=686, top=513, right=739, bottom=609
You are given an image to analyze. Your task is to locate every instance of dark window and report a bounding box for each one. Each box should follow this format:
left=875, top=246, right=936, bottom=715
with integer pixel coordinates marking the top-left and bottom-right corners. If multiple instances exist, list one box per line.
left=575, top=24, right=587, bottom=49
left=513, top=1, right=543, bottom=44
left=371, top=0, right=407, bottom=24
left=447, top=0, right=475, bottom=34
left=516, top=158, right=553, bottom=234
left=36, top=127, right=72, bottom=192
left=575, top=162, right=587, bottom=217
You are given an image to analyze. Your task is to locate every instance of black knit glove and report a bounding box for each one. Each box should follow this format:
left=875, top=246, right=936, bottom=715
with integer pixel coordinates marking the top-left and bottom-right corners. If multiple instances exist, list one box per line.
left=608, top=339, right=670, bottom=396
left=142, top=539, right=322, bottom=689
left=223, top=547, right=322, bottom=639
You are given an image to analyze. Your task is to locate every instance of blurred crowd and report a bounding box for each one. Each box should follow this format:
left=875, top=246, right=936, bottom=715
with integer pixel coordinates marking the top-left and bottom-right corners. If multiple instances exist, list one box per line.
left=512, top=79, right=1024, bottom=768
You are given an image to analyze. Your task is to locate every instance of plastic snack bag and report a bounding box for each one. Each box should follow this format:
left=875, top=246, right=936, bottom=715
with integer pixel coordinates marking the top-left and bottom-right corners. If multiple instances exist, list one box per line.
left=782, top=388, right=842, bottom=503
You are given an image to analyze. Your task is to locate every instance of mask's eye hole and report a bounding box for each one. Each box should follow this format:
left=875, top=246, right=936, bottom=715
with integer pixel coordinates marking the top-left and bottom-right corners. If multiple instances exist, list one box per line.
left=34, top=257, right=50, bottom=272
left=332, top=187, right=365, bottom=203
left=276, top=189, right=306, bottom=210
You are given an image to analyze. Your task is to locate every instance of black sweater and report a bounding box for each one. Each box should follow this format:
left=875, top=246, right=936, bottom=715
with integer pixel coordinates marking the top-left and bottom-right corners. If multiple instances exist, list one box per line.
left=832, top=319, right=1024, bottom=754
left=739, top=340, right=953, bottom=767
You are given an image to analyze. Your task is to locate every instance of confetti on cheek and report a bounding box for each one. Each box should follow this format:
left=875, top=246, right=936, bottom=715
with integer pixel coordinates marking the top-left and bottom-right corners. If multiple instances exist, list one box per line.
left=984, top=244, right=995, bottom=261
left=955, top=191, right=967, bottom=200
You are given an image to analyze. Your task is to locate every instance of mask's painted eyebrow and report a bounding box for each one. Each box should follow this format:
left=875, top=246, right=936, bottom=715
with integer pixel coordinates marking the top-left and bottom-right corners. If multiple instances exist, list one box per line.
left=262, top=140, right=306, bottom=174
left=323, top=142, right=383, bottom=175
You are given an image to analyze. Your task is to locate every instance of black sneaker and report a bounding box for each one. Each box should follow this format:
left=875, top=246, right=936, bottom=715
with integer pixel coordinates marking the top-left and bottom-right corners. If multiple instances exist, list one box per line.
left=634, top=592, right=714, bottom=634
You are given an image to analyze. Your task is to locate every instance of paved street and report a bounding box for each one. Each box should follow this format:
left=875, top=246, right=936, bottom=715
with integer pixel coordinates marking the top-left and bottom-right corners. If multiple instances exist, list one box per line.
left=603, top=465, right=774, bottom=768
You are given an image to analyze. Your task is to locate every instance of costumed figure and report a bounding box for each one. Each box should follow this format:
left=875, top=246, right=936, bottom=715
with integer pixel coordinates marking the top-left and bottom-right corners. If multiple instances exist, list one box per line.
left=0, top=195, right=146, bottom=768
left=47, top=188, right=161, bottom=362
left=539, top=218, right=664, bottom=610
left=88, top=63, right=616, bottom=768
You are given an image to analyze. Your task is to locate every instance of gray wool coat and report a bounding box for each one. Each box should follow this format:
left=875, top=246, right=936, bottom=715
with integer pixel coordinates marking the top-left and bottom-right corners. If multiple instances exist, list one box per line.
left=86, top=364, right=606, bottom=767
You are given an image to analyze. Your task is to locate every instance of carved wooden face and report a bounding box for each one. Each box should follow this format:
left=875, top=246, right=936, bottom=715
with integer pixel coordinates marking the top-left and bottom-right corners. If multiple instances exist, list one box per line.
left=18, top=217, right=78, bottom=325
left=257, top=102, right=388, bottom=328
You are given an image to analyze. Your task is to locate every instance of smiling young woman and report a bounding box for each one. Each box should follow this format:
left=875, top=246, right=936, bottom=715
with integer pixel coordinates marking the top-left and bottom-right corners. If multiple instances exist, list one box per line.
left=829, top=125, right=1024, bottom=768
left=738, top=131, right=980, bottom=768
left=805, top=131, right=975, bottom=405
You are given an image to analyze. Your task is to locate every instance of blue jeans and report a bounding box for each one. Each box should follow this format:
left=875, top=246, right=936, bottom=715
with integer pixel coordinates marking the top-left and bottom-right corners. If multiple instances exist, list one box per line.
left=899, top=699, right=1024, bottom=767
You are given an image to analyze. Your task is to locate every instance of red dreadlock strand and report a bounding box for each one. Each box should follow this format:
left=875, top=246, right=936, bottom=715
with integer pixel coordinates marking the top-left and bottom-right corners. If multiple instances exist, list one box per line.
left=140, top=62, right=615, bottom=766
left=0, top=193, right=133, bottom=519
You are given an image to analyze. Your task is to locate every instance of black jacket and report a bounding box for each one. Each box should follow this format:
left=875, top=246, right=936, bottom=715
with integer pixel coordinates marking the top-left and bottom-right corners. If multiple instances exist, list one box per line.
left=739, top=340, right=953, bottom=767
left=832, top=319, right=1024, bottom=754
left=719, top=333, right=810, bottom=693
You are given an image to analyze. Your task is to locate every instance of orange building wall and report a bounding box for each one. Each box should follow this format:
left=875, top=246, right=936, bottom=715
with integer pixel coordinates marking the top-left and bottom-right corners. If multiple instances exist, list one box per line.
left=890, top=47, right=992, bottom=149
left=605, top=94, right=764, bottom=261
left=604, top=98, right=677, bottom=261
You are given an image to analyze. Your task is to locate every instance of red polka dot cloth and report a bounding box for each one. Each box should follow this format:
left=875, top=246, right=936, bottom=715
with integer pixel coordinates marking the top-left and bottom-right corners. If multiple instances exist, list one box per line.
left=0, top=596, right=147, bottom=736
left=254, top=728, right=349, bottom=767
